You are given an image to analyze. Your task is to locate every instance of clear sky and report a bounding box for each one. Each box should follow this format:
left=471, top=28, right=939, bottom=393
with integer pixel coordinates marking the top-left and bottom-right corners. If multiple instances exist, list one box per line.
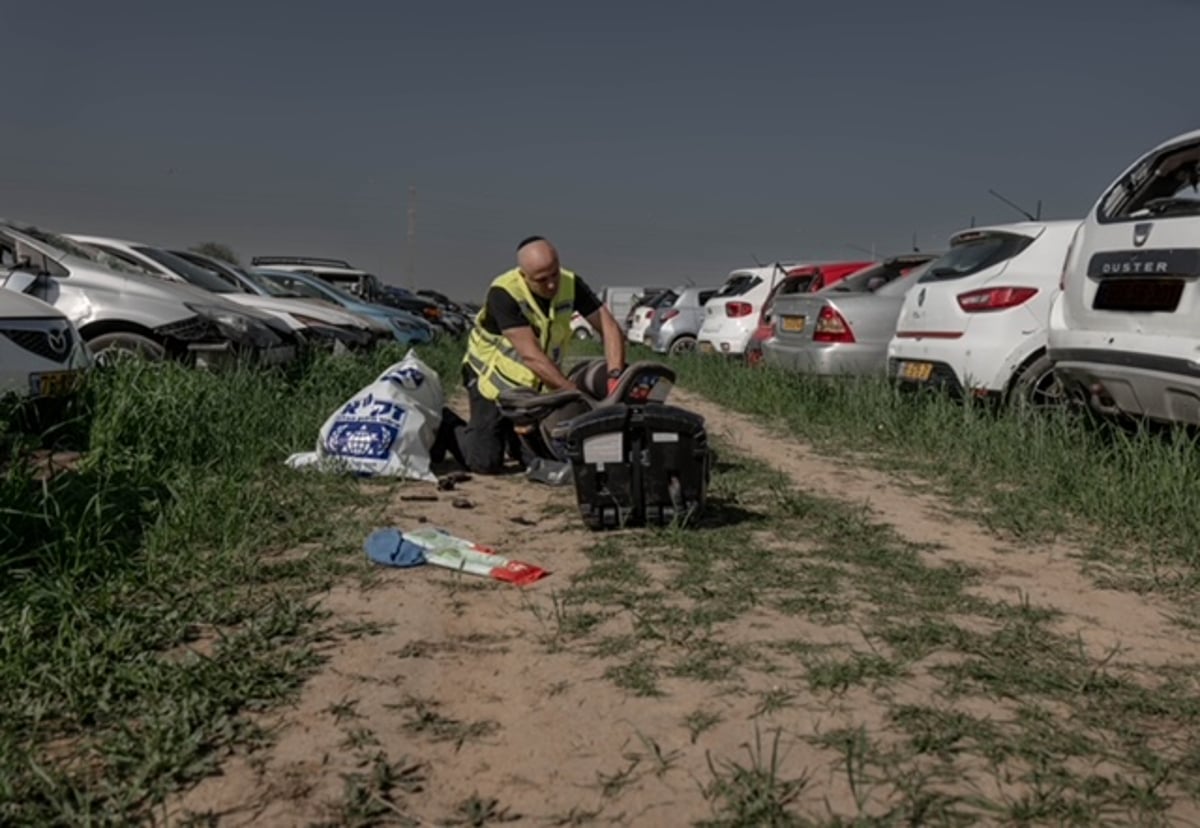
left=3, top=0, right=1197, bottom=300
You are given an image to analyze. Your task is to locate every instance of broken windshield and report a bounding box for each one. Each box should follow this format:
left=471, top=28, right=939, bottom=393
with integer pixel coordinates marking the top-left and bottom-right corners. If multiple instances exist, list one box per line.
left=1100, top=139, right=1200, bottom=222
left=135, top=246, right=240, bottom=293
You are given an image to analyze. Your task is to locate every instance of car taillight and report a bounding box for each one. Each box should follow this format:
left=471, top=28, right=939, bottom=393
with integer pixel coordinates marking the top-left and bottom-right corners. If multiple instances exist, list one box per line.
left=725, top=302, right=753, bottom=318
left=660, top=309, right=680, bottom=322
left=813, top=306, right=855, bottom=342
left=956, top=286, right=1039, bottom=312
left=644, top=308, right=654, bottom=318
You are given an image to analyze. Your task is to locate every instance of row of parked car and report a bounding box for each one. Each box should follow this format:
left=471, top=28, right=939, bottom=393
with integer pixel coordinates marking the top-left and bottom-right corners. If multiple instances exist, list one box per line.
left=625, top=128, right=1200, bottom=428
left=0, top=221, right=477, bottom=410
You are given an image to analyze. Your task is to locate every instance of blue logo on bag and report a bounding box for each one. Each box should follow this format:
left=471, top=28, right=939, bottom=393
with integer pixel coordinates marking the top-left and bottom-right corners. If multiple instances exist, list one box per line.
left=325, top=421, right=399, bottom=459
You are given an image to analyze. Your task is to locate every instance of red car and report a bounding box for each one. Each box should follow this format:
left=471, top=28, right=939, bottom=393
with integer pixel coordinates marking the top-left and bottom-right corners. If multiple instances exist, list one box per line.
left=745, top=261, right=873, bottom=365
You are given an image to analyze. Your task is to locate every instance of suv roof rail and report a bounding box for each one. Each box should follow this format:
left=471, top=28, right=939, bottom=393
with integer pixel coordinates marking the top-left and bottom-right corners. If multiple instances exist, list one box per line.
left=250, top=255, right=353, bottom=268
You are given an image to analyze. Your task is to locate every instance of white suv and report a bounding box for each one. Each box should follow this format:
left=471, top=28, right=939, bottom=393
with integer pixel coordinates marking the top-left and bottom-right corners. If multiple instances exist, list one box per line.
left=1049, top=129, right=1200, bottom=425
left=888, top=220, right=1079, bottom=405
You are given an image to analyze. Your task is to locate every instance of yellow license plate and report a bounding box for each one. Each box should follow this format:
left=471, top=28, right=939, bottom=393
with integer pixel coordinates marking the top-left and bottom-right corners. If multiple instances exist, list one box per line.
left=698, top=341, right=715, bottom=354
left=899, top=361, right=934, bottom=382
left=30, top=370, right=80, bottom=397
left=780, top=315, right=806, bottom=333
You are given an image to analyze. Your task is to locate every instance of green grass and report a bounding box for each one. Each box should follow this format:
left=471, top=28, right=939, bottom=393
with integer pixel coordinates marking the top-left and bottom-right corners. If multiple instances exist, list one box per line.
left=666, top=352, right=1200, bottom=574
left=10, top=335, right=1200, bottom=822
left=534, top=437, right=1200, bottom=824
left=0, top=341, right=464, bottom=824
left=700, top=728, right=808, bottom=828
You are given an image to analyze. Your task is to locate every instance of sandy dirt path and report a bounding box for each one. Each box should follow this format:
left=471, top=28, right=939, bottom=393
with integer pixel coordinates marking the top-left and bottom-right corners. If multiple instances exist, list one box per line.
left=166, top=391, right=1200, bottom=826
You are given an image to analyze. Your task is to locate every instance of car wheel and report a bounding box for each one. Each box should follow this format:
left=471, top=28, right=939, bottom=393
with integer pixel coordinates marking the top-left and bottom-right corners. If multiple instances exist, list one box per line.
left=573, top=326, right=593, bottom=340
left=1009, top=353, right=1064, bottom=411
left=86, top=331, right=167, bottom=365
left=668, top=335, right=696, bottom=356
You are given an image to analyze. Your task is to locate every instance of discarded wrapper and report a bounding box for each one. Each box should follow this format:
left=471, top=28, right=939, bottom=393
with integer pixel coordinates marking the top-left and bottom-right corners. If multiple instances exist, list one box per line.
left=364, top=527, right=549, bottom=586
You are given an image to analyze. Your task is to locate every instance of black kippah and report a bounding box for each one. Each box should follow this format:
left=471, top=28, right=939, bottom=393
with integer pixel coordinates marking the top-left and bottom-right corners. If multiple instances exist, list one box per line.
left=516, top=235, right=545, bottom=251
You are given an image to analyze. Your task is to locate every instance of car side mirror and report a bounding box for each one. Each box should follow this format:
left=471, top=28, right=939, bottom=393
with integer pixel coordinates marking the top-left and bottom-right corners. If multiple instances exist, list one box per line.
left=3, top=267, right=48, bottom=295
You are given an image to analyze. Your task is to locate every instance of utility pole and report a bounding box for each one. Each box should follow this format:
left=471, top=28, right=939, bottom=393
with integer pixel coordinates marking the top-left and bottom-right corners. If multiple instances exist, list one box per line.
left=406, top=184, right=417, bottom=290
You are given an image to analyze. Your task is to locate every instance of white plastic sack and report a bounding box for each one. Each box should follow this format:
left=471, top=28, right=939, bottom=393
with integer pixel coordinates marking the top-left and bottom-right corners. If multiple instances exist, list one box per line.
left=287, top=349, right=444, bottom=482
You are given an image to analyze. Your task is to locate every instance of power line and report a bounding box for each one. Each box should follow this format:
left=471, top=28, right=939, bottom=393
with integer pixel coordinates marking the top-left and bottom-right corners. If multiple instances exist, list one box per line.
left=406, top=184, right=416, bottom=290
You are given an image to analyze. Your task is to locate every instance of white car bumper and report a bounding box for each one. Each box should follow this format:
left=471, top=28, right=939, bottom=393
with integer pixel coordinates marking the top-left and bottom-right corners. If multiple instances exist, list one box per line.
left=1050, top=323, right=1200, bottom=425
left=697, top=324, right=753, bottom=356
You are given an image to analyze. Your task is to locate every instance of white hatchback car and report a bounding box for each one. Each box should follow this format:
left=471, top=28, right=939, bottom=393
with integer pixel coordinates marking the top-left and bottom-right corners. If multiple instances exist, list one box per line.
left=1, top=289, right=91, bottom=403
left=626, top=289, right=679, bottom=344
left=1049, top=129, right=1200, bottom=425
left=888, top=220, right=1080, bottom=405
left=698, top=264, right=804, bottom=356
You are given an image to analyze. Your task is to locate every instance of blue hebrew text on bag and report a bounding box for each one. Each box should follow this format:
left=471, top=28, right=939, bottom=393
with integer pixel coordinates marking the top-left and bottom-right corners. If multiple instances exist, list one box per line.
left=339, top=393, right=409, bottom=426
left=381, top=367, right=426, bottom=389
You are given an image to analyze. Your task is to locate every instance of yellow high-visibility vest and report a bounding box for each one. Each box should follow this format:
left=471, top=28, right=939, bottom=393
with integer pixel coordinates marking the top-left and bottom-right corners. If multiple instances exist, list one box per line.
left=464, top=267, right=578, bottom=401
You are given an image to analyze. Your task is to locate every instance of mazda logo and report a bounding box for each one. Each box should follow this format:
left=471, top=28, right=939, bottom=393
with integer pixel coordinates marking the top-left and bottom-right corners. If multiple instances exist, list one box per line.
left=47, top=329, right=67, bottom=356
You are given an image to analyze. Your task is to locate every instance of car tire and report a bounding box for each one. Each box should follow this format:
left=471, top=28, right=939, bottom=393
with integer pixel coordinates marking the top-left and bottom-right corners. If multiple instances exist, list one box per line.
left=86, top=331, right=167, bottom=365
left=668, top=335, right=697, bottom=357
left=1008, top=352, right=1064, bottom=411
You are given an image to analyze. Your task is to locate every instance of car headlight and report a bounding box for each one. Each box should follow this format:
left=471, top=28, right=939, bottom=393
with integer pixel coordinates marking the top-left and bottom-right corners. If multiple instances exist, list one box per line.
left=185, top=303, right=281, bottom=349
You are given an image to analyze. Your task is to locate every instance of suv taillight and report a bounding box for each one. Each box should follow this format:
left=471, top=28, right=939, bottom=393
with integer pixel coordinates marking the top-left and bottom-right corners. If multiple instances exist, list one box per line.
left=660, top=309, right=680, bottom=322
left=725, top=302, right=753, bottom=318
left=957, top=286, right=1038, bottom=312
left=813, top=306, right=855, bottom=342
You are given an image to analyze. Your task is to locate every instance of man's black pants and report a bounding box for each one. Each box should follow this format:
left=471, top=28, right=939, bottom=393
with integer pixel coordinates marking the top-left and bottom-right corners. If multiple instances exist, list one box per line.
left=458, top=368, right=529, bottom=474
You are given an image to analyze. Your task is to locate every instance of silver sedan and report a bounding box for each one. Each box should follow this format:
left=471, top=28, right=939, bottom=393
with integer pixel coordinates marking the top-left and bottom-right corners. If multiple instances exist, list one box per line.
left=764, top=255, right=934, bottom=377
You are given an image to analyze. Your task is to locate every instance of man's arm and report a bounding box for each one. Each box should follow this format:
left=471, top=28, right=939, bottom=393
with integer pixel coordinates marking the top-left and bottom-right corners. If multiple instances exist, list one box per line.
left=585, top=305, right=626, bottom=377
left=574, top=276, right=625, bottom=378
left=502, top=326, right=577, bottom=391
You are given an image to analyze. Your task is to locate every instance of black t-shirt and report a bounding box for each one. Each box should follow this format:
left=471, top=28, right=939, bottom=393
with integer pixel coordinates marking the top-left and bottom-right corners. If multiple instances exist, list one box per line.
left=480, top=274, right=603, bottom=335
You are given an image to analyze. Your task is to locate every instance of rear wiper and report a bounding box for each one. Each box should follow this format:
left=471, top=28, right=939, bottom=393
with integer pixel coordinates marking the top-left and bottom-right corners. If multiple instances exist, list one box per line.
left=1141, top=197, right=1200, bottom=216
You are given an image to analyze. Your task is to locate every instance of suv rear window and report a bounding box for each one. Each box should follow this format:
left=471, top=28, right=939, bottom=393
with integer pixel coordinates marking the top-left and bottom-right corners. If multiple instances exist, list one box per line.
left=1098, top=139, right=1200, bottom=222
left=918, top=233, right=1032, bottom=282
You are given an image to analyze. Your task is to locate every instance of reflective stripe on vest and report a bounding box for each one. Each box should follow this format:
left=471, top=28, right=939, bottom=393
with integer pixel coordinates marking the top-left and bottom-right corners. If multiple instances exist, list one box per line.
left=464, top=268, right=578, bottom=401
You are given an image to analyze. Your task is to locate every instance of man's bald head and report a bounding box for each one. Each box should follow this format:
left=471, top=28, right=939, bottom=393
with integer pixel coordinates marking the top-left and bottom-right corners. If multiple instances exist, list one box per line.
left=517, top=238, right=561, bottom=298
